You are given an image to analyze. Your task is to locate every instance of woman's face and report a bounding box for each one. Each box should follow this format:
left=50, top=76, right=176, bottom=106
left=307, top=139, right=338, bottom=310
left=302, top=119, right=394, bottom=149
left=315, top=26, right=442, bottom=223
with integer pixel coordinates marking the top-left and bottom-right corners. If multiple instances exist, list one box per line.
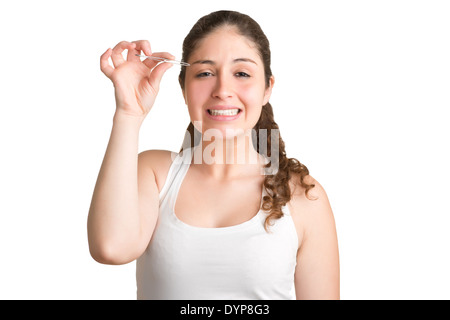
left=182, top=26, right=274, bottom=138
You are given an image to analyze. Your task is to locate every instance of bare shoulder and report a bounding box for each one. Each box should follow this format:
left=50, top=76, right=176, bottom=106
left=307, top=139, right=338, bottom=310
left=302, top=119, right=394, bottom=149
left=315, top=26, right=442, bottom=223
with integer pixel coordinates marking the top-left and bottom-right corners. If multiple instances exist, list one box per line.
left=287, top=174, right=336, bottom=245
left=138, top=149, right=177, bottom=193
left=288, top=173, right=330, bottom=211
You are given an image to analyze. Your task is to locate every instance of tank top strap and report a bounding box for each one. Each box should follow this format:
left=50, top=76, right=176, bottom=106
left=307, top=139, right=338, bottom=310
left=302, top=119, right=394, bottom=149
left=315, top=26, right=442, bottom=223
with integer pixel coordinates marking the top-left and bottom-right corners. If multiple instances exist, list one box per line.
left=158, top=147, right=194, bottom=208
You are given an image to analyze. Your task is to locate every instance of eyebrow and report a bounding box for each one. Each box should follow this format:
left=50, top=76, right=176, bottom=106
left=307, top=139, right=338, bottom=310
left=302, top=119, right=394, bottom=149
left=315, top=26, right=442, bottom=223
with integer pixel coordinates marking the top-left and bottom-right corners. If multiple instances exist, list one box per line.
left=191, top=58, right=258, bottom=65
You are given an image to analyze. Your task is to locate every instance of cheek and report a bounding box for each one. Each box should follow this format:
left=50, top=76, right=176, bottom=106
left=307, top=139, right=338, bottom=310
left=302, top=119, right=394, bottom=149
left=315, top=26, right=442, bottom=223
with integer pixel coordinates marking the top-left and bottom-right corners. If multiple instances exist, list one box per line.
left=185, top=81, right=212, bottom=107
left=238, top=84, right=266, bottom=126
left=238, top=83, right=266, bottom=109
left=184, top=83, right=208, bottom=119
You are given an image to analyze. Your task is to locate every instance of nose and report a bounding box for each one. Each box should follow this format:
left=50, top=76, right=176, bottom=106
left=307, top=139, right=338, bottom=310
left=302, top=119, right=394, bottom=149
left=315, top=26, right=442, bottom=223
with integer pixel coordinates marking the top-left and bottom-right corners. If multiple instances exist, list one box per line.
left=211, top=73, right=233, bottom=100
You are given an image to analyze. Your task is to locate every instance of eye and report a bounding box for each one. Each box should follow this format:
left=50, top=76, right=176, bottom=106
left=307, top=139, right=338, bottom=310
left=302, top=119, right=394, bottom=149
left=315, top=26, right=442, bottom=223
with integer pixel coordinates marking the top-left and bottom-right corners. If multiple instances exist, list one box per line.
left=235, top=72, right=250, bottom=78
left=196, top=72, right=214, bottom=78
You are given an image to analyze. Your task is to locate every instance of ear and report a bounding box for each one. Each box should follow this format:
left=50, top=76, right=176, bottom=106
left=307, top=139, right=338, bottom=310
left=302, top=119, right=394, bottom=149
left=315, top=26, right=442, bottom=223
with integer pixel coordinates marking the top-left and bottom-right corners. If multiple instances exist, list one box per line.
left=263, top=76, right=275, bottom=106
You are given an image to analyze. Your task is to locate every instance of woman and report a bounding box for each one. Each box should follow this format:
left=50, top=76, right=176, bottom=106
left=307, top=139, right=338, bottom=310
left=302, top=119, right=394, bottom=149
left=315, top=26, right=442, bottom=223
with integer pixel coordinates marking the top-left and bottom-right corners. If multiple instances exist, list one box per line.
left=88, top=10, right=339, bottom=300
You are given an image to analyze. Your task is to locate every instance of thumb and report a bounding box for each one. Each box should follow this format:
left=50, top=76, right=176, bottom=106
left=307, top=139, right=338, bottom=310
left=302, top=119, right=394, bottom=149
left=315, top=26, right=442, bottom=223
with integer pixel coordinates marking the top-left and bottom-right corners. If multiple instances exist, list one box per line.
left=148, top=62, right=173, bottom=92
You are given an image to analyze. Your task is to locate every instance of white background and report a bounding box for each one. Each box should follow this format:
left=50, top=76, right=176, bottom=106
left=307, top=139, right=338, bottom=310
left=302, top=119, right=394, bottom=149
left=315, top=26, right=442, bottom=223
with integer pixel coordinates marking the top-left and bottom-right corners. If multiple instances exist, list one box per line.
left=0, top=0, right=449, bottom=299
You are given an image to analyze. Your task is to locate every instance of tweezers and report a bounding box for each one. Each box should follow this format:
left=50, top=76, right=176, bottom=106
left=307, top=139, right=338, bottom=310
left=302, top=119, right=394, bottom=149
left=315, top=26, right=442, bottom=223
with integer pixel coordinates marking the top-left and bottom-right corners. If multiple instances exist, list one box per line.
left=135, top=54, right=190, bottom=67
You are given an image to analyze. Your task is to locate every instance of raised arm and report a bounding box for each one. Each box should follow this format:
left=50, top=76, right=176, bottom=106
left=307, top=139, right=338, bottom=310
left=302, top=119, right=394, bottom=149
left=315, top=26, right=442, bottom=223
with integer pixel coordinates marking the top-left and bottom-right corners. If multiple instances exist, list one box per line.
left=87, top=40, right=174, bottom=264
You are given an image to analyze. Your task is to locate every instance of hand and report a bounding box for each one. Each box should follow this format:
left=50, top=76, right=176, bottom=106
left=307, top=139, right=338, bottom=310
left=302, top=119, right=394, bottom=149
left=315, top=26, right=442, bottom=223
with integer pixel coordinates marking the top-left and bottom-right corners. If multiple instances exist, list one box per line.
left=100, top=40, right=174, bottom=119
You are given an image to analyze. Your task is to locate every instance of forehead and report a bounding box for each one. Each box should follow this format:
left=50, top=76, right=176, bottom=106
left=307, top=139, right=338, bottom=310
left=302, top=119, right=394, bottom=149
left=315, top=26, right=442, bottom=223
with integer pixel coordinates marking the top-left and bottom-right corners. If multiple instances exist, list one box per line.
left=189, top=27, right=261, bottom=63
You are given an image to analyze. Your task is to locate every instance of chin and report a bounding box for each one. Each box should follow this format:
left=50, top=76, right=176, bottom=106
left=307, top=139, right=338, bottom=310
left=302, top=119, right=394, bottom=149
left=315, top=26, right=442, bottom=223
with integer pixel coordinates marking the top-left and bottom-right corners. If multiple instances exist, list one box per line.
left=191, top=117, right=258, bottom=141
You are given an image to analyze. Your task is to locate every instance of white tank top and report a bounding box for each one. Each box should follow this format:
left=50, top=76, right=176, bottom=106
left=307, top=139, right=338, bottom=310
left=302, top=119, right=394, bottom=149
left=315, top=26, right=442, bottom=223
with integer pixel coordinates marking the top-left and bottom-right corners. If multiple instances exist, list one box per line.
left=136, top=147, right=298, bottom=299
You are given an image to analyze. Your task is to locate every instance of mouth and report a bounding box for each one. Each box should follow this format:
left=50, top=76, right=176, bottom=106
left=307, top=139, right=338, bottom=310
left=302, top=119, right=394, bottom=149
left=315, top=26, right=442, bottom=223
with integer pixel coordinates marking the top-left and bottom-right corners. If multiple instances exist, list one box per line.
left=205, top=107, right=243, bottom=121
left=206, top=108, right=242, bottom=116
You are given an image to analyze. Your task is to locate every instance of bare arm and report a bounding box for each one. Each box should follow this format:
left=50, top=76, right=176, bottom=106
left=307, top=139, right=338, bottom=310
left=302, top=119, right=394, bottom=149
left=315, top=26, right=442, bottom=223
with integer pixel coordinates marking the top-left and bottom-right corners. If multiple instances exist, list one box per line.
left=87, top=40, right=174, bottom=264
left=87, top=115, right=153, bottom=264
left=292, top=178, right=340, bottom=299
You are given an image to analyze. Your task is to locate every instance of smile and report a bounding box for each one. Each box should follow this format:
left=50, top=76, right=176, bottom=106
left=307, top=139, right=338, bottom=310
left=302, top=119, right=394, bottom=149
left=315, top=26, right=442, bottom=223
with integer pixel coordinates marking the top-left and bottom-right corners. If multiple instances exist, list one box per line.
left=205, top=107, right=243, bottom=121
left=207, top=108, right=241, bottom=116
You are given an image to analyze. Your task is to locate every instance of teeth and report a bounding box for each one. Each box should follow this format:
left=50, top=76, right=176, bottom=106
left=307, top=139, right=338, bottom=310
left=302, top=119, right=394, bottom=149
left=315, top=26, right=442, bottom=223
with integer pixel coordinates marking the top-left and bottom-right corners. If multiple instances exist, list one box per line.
left=208, top=109, right=240, bottom=116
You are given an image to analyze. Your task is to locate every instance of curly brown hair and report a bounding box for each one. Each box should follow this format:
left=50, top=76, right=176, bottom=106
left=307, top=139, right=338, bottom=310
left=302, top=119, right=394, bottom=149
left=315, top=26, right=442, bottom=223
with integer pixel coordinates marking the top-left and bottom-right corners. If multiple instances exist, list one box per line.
left=178, top=10, right=315, bottom=230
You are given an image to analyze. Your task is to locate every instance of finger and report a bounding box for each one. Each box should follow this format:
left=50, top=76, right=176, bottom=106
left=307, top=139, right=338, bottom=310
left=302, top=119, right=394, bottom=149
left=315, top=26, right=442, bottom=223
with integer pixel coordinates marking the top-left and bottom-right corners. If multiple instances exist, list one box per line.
left=148, top=60, right=173, bottom=92
left=111, top=41, right=134, bottom=68
left=126, top=41, right=142, bottom=62
left=100, top=48, right=114, bottom=79
left=142, top=51, right=176, bottom=70
left=150, top=52, right=176, bottom=61
left=128, top=39, right=151, bottom=63
left=131, top=40, right=152, bottom=57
